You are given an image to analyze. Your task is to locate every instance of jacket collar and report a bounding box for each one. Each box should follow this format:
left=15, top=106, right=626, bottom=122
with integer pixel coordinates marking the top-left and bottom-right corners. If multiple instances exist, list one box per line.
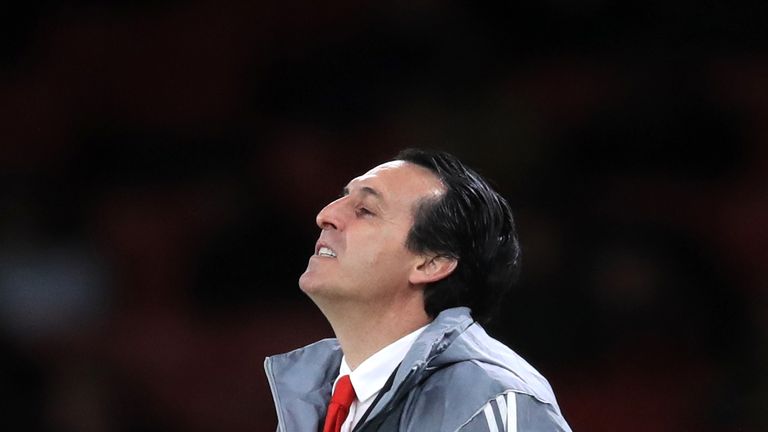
left=358, top=307, right=475, bottom=426
left=265, top=338, right=343, bottom=432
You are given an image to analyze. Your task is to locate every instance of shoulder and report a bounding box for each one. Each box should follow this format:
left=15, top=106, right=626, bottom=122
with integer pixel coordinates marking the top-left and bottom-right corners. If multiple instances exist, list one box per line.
left=396, top=321, right=571, bottom=431
left=397, top=361, right=529, bottom=431
left=400, top=365, right=571, bottom=432
left=458, top=392, right=573, bottom=432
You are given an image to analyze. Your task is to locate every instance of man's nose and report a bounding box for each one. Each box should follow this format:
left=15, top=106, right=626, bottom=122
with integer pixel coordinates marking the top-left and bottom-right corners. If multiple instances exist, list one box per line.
left=315, top=198, right=344, bottom=230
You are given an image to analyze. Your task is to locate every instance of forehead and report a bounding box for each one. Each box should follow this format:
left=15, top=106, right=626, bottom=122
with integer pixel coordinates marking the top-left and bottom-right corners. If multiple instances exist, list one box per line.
left=349, top=160, right=444, bottom=203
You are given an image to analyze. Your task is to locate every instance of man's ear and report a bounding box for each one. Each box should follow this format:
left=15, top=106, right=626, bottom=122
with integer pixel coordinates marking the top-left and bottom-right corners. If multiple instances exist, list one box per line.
left=409, top=255, right=458, bottom=285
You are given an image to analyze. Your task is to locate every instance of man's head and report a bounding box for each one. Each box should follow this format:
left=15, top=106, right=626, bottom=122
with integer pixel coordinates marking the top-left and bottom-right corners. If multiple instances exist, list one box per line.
left=299, top=149, right=520, bottom=324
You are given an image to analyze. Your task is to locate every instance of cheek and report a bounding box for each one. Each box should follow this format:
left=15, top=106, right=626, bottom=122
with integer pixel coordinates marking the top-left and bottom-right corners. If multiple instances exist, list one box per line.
left=345, top=224, right=413, bottom=271
left=342, top=240, right=400, bottom=273
left=370, top=244, right=416, bottom=276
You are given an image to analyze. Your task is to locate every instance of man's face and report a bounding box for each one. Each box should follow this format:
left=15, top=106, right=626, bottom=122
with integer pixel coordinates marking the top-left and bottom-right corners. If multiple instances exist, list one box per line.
left=299, top=161, right=444, bottom=305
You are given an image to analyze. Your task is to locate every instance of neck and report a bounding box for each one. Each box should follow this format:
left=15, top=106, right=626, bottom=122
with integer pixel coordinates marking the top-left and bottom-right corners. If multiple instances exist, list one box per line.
left=318, top=296, right=431, bottom=370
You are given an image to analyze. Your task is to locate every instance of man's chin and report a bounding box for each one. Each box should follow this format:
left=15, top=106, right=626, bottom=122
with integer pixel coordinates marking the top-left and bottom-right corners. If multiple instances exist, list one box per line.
left=298, top=272, right=324, bottom=295
left=299, top=274, right=347, bottom=303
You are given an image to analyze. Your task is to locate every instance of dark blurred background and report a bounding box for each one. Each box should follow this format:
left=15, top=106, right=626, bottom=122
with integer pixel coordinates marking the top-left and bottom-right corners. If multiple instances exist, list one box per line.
left=1, top=1, right=767, bottom=431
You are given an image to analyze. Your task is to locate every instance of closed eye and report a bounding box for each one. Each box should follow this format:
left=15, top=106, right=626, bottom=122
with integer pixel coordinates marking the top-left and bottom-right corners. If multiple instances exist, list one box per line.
left=355, top=207, right=375, bottom=217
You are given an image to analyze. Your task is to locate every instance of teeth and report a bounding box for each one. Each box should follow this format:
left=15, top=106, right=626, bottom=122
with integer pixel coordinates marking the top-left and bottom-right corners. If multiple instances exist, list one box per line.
left=318, top=246, right=336, bottom=257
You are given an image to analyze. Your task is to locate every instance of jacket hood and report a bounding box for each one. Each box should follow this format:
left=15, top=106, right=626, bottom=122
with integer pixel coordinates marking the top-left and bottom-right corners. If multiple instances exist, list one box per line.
left=426, top=308, right=560, bottom=406
left=362, top=307, right=560, bottom=424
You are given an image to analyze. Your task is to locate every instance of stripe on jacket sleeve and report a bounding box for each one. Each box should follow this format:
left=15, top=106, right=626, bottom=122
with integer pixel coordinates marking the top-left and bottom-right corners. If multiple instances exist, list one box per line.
left=483, top=403, right=500, bottom=432
left=506, top=393, right=517, bottom=432
left=495, top=395, right=508, bottom=429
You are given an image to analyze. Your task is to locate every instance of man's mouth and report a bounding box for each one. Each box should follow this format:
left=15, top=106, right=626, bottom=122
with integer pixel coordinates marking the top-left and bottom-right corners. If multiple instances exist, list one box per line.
left=317, top=246, right=337, bottom=258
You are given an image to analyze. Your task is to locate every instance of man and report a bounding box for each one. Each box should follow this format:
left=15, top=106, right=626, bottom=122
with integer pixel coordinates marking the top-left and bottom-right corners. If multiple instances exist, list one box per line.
left=265, top=149, right=571, bottom=431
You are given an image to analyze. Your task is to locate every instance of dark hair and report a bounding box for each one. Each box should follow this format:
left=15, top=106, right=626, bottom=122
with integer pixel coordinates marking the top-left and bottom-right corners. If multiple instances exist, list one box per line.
left=396, top=148, right=521, bottom=324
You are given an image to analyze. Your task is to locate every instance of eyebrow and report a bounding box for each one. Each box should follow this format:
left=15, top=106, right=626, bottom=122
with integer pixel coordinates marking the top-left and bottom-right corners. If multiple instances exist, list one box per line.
left=342, top=185, right=384, bottom=201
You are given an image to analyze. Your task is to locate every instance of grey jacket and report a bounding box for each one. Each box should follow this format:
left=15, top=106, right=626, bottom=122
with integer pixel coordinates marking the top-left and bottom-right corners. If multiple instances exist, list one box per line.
left=264, top=307, right=572, bottom=431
